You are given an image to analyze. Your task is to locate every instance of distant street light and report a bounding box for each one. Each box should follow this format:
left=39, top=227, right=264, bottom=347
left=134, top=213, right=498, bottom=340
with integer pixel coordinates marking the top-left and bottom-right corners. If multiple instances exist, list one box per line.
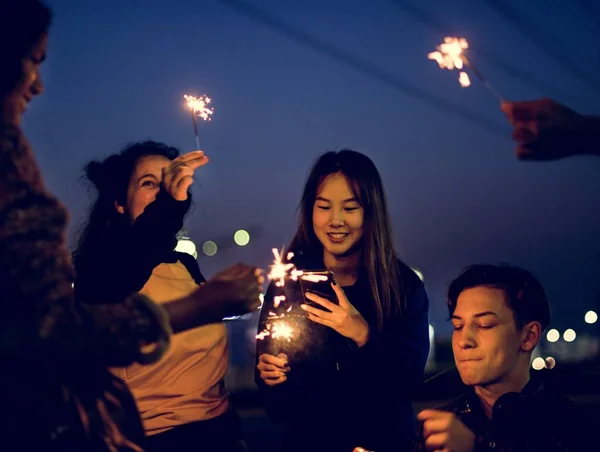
left=585, top=310, right=598, bottom=324
left=202, top=240, right=218, bottom=257
left=234, top=229, right=251, bottom=246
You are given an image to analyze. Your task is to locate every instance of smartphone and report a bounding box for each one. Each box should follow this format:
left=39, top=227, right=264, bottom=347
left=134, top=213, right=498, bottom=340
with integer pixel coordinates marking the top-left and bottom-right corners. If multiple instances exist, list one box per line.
left=299, top=270, right=337, bottom=311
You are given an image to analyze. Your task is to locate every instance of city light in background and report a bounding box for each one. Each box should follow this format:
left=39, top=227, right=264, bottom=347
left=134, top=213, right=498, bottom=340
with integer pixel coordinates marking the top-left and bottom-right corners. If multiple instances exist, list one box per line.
left=234, top=229, right=251, bottom=247
left=532, top=356, right=556, bottom=370
left=563, top=329, right=577, bottom=343
left=547, top=329, right=560, bottom=343
left=532, top=357, right=545, bottom=370
left=202, top=240, right=218, bottom=257
left=585, top=310, right=598, bottom=324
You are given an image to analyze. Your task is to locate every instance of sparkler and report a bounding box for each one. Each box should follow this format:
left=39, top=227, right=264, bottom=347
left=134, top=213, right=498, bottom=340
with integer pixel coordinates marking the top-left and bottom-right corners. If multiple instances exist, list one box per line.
left=428, top=37, right=503, bottom=102
left=184, top=94, right=214, bottom=149
left=256, top=248, right=304, bottom=344
left=267, top=248, right=303, bottom=288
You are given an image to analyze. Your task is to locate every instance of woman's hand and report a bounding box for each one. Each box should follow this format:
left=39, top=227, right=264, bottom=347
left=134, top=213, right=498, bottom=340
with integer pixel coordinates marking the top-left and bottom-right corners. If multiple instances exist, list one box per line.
left=162, top=150, right=209, bottom=201
left=301, top=283, right=369, bottom=347
left=257, top=353, right=290, bottom=386
left=165, top=263, right=264, bottom=333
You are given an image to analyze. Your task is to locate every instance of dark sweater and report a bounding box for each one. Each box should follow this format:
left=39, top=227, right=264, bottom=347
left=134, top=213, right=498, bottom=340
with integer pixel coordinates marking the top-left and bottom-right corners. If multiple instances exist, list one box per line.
left=256, top=253, right=430, bottom=452
left=74, top=190, right=204, bottom=304
left=0, top=124, right=170, bottom=450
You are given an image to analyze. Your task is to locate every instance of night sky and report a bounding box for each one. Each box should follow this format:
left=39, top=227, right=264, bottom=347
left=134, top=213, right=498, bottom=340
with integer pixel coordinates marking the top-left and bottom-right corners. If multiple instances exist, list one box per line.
left=24, top=0, right=600, bottom=335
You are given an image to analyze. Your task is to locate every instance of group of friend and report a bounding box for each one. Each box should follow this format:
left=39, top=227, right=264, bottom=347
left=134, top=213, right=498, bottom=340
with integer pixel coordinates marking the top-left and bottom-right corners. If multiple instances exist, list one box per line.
left=2, top=1, right=599, bottom=451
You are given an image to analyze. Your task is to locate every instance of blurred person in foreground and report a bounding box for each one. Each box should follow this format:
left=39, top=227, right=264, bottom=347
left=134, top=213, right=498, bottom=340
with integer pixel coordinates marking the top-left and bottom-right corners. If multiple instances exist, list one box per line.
left=0, top=1, right=262, bottom=450
left=502, top=98, right=600, bottom=161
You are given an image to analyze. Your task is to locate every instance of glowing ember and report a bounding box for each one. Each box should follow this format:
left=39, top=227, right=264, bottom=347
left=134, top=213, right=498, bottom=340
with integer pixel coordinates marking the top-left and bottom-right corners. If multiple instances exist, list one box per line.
left=428, top=37, right=468, bottom=70
left=184, top=94, right=214, bottom=121
left=268, top=248, right=302, bottom=287
left=459, top=72, right=471, bottom=87
left=271, top=321, right=294, bottom=341
left=256, top=312, right=295, bottom=342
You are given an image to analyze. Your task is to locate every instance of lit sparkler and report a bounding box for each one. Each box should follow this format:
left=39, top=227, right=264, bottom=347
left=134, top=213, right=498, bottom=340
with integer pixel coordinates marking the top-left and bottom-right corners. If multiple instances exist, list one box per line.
left=256, top=313, right=295, bottom=343
left=267, top=248, right=303, bottom=287
left=184, top=94, right=214, bottom=149
left=256, top=248, right=306, bottom=343
left=428, top=37, right=503, bottom=101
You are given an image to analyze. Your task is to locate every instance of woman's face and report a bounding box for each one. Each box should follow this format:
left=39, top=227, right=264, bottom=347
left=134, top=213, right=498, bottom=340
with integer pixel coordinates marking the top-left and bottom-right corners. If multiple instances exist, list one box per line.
left=115, top=154, right=172, bottom=222
left=312, top=172, right=364, bottom=258
left=1, top=33, right=47, bottom=126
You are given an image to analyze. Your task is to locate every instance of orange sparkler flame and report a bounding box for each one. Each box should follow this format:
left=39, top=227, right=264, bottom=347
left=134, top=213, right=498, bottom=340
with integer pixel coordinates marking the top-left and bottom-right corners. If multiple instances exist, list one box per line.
left=271, top=321, right=294, bottom=341
left=184, top=94, right=214, bottom=121
left=268, top=248, right=302, bottom=287
left=459, top=72, right=471, bottom=87
left=256, top=312, right=295, bottom=342
left=429, top=37, right=473, bottom=87
left=428, top=37, right=468, bottom=70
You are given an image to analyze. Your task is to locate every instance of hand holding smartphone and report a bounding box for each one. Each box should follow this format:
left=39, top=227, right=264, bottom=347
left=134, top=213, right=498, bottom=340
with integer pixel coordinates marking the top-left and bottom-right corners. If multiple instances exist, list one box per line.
left=299, top=270, right=337, bottom=311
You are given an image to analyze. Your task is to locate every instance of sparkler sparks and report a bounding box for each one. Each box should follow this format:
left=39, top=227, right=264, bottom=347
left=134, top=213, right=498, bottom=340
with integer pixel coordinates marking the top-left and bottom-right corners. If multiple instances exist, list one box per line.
left=256, top=248, right=307, bottom=344
left=428, top=37, right=468, bottom=71
left=183, top=94, right=214, bottom=150
left=459, top=72, right=471, bottom=87
left=271, top=321, right=294, bottom=341
left=428, top=37, right=503, bottom=101
left=267, top=248, right=302, bottom=287
left=256, top=313, right=295, bottom=342
left=184, top=94, right=214, bottom=121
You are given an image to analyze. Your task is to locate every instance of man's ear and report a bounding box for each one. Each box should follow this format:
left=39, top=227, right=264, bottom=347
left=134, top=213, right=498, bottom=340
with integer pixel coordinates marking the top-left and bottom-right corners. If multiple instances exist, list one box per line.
left=520, top=321, right=542, bottom=352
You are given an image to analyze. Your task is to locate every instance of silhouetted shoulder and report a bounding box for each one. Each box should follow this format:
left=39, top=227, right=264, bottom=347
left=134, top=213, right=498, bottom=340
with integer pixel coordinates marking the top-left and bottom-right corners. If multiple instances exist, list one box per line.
left=396, top=260, right=425, bottom=294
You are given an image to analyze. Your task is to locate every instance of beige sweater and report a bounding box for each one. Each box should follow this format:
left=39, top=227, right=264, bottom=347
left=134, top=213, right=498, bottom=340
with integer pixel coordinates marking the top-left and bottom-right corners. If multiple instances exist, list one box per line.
left=113, top=261, right=230, bottom=435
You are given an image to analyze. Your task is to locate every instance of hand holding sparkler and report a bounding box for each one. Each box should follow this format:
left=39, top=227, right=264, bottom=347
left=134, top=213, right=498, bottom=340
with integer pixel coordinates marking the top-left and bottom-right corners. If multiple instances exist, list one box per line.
left=257, top=353, right=290, bottom=386
left=301, top=282, right=370, bottom=348
left=201, top=263, right=264, bottom=319
left=162, top=150, right=209, bottom=201
left=501, top=97, right=600, bottom=160
left=169, top=263, right=264, bottom=331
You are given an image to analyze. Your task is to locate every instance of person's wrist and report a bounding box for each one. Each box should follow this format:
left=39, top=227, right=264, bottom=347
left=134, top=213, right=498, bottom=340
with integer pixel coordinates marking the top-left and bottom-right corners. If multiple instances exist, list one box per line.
left=354, top=324, right=370, bottom=348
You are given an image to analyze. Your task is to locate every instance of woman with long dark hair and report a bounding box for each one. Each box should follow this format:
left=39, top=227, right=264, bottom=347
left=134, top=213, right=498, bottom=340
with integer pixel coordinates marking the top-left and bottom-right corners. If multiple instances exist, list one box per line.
left=0, top=1, right=262, bottom=449
left=256, top=150, right=430, bottom=452
left=73, top=141, right=247, bottom=452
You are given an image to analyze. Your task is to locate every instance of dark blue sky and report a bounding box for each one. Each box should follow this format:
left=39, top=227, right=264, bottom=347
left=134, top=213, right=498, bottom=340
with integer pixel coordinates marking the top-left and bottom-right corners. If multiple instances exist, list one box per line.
left=25, top=0, right=600, bottom=335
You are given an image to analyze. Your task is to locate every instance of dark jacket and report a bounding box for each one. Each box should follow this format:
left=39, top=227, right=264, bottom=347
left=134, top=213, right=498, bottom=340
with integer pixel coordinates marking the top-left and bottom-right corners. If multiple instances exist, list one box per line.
left=74, top=190, right=204, bottom=303
left=256, top=252, right=430, bottom=452
left=412, top=375, right=591, bottom=451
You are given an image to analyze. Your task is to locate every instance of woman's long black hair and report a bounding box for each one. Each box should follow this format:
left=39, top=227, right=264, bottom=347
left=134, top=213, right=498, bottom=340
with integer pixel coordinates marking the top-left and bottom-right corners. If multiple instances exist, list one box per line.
left=73, top=141, right=181, bottom=270
left=288, top=149, right=407, bottom=331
